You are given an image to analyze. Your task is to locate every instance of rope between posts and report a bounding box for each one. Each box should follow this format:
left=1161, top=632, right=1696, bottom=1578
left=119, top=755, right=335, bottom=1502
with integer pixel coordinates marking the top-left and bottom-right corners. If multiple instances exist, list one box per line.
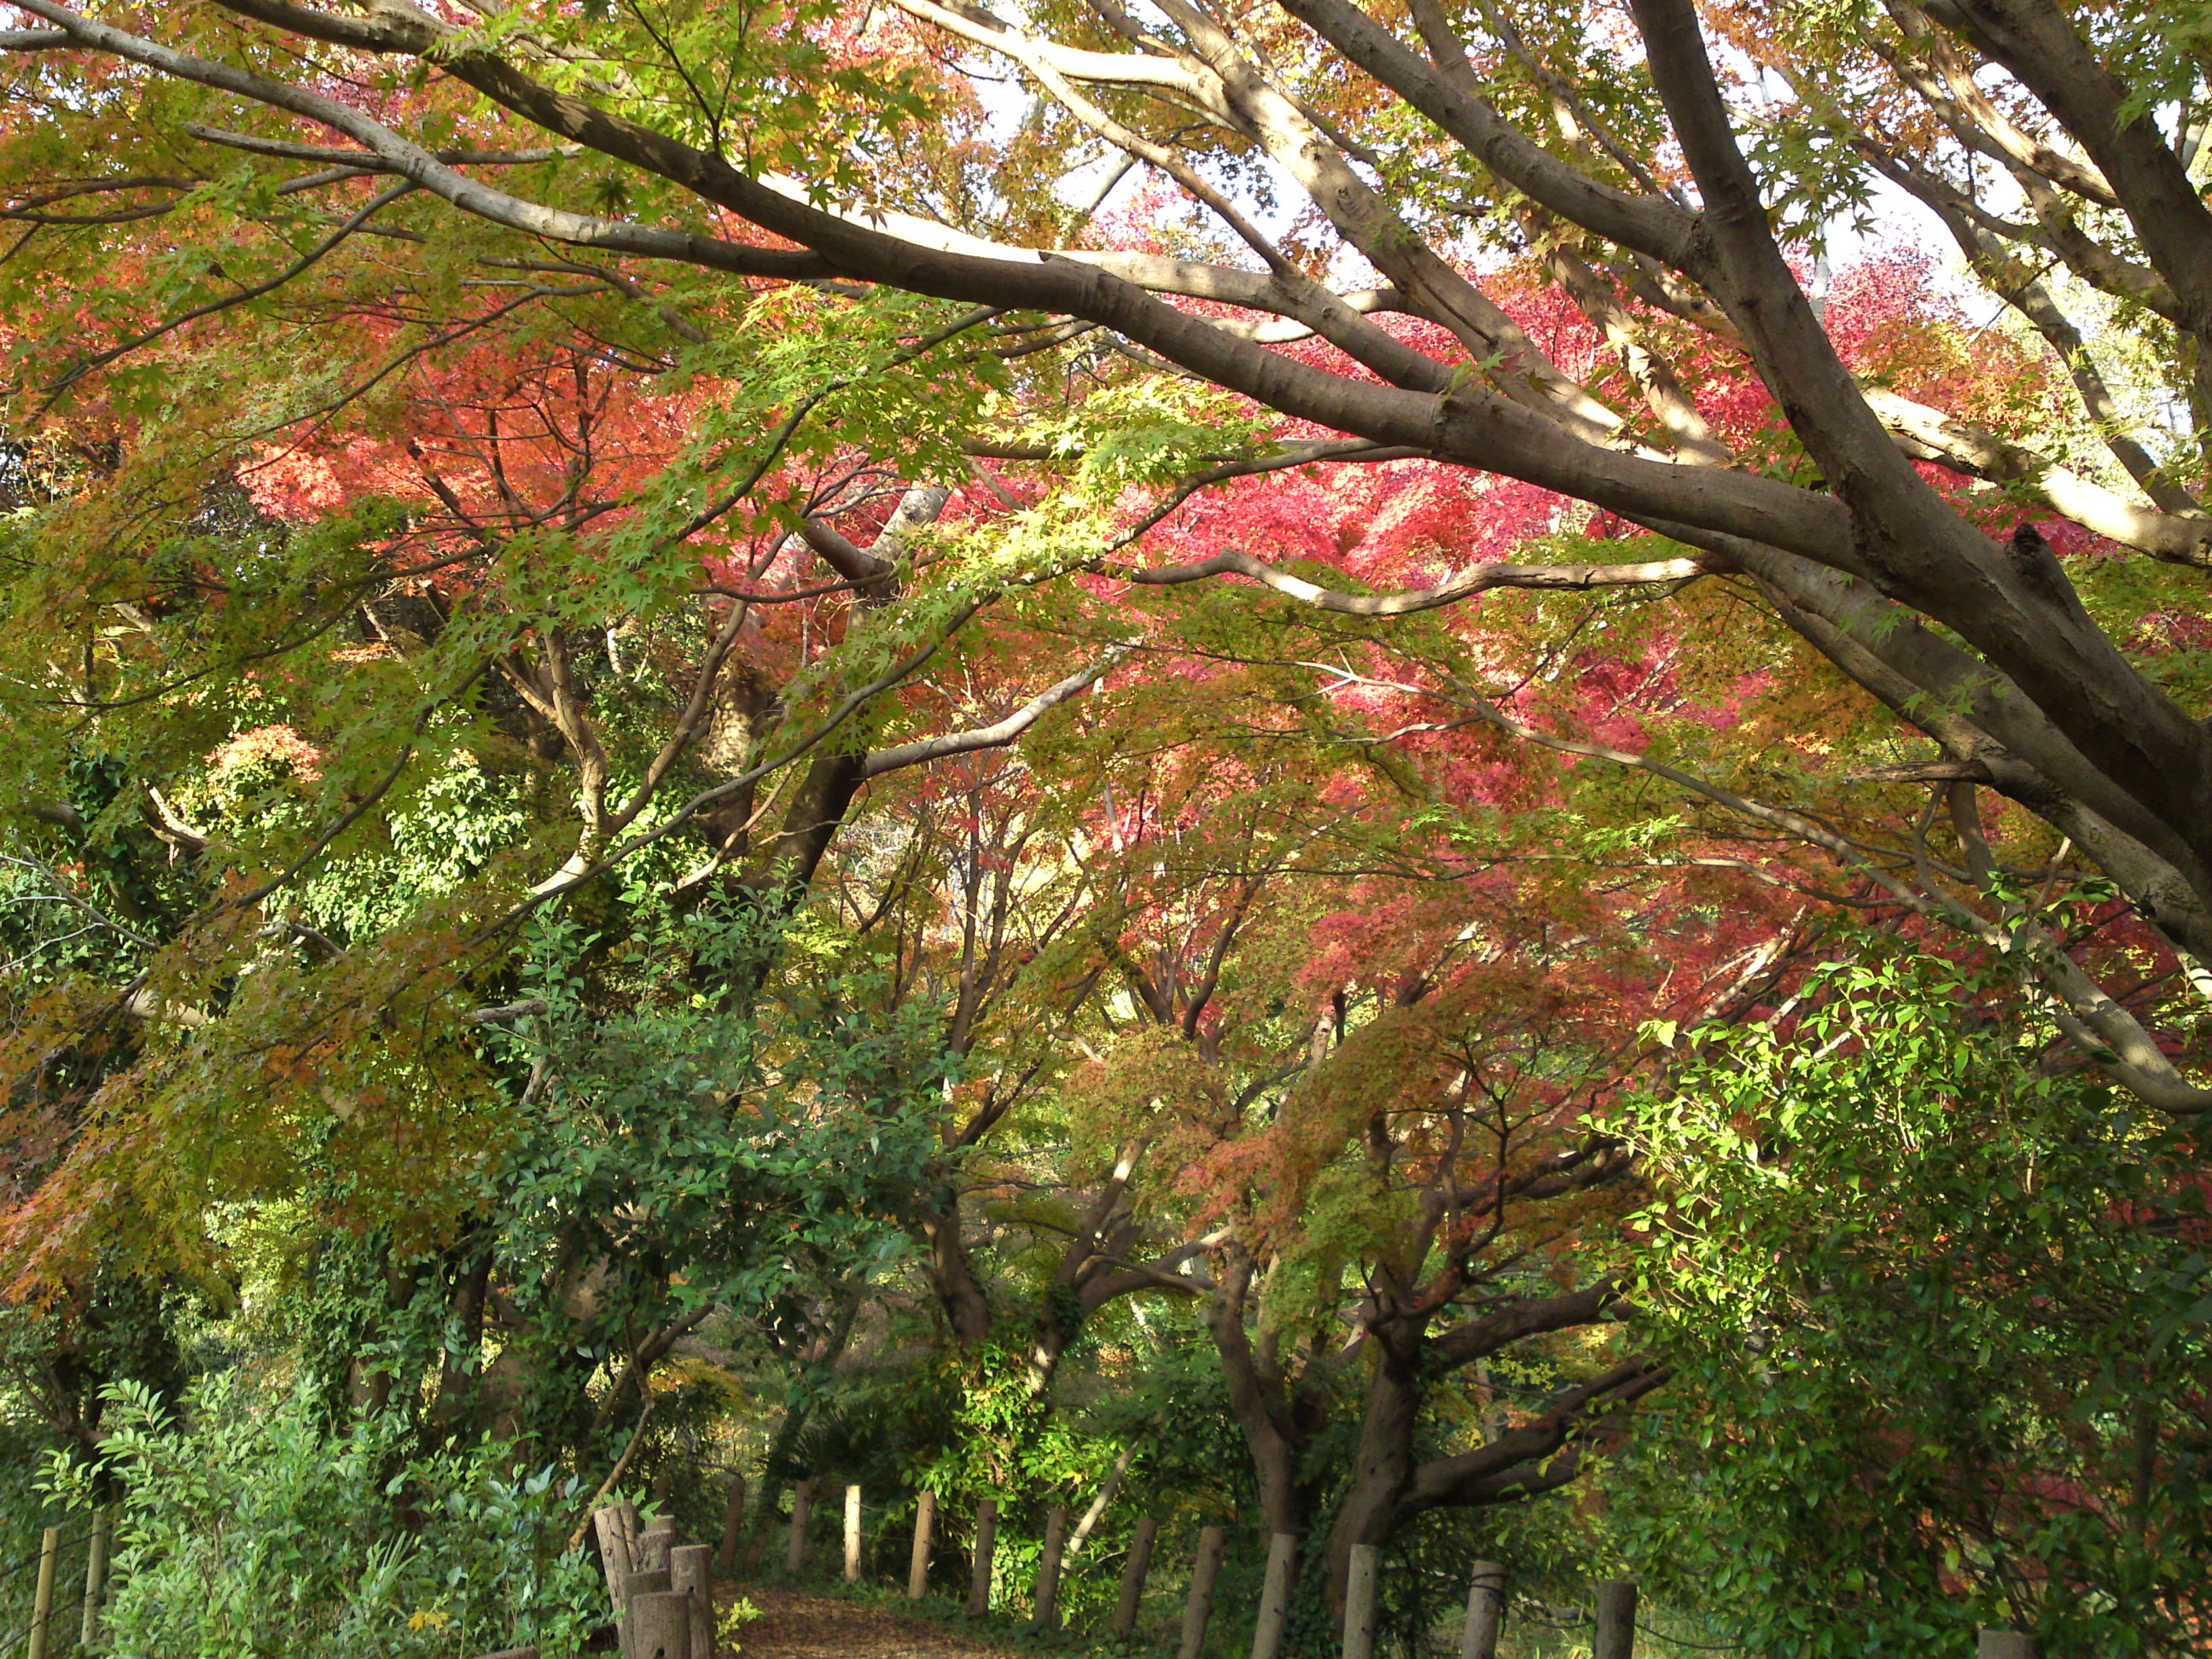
left=1387, top=1580, right=1754, bottom=1659
left=1510, top=1605, right=1592, bottom=1631
left=1633, top=1627, right=1744, bottom=1653
left=1493, top=1598, right=1743, bottom=1652
left=0, top=1525, right=107, bottom=1659
left=0, top=1528, right=96, bottom=1588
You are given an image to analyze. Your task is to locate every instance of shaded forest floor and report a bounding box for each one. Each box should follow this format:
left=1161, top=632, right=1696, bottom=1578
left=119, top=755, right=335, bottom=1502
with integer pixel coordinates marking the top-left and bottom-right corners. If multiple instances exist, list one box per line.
left=723, top=1584, right=1027, bottom=1659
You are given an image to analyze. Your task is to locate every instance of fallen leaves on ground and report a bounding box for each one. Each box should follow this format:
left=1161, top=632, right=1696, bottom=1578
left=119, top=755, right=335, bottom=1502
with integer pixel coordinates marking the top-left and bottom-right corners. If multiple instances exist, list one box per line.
left=722, top=1584, right=1026, bottom=1659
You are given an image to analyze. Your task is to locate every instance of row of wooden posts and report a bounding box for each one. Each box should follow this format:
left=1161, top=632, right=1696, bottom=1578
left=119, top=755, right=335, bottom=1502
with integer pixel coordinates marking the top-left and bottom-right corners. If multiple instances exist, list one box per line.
left=583, top=1480, right=2049, bottom=1659
left=3, top=1494, right=2051, bottom=1659
left=762, top=1480, right=1216, bottom=1648
left=8, top=1490, right=2049, bottom=1659
left=1343, top=1573, right=2038, bottom=1659
left=20, top=1514, right=112, bottom=1659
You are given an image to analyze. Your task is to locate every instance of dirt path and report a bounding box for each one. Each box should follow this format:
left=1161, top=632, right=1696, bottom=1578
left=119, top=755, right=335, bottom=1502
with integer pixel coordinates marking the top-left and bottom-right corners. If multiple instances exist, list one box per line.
left=723, top=1585, right=1024, bottom=1659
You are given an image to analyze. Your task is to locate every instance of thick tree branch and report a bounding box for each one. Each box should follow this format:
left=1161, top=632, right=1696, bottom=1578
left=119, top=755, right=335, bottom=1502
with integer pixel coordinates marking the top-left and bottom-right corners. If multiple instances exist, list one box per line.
left=1275, top=0, right=1700, bottom=269
left=1399, top=1358, right=1668, bottom=1511
left=1429, top=1279, right=1621, bottom=1371
left=1925, top=0, right=2212, bottom=353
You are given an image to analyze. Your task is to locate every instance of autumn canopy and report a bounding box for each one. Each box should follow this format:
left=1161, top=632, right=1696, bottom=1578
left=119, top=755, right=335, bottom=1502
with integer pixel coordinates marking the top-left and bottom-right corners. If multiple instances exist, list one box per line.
left=0, top=0, right=2208, bottom=1653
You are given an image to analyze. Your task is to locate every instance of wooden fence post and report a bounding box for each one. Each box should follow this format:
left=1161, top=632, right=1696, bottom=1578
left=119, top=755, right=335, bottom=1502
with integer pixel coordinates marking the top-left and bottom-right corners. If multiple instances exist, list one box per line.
left=618, top=1503, right=644, bottom=1578
left=625, top=1589, right=693, bottom=1659
left=714, top=1475, right=747, bottom=1578
left=81, top=1506, right=114, bottom=1650
left=26, top=1525, right=59, bottom=1659
left=1177, top=1525, right=1226, bottom=1659
left=906, top=1492, right=936, bottom=1600
left=1112, top=1516, right=1160, bottom=1638
left=1342, top=1543, right=1379, bottom=1659
left=638, top=1516, right=677, bottom=1575
left=1250, top=1533, right=1297, bottom=1659
left=784, top=1481, right=812, bottom=1577
left=595, top=1506, right=637, bottom=1609
left=1033, top=1504, right=1070, bottom=1630
left=843, top=1486, right=864, bottom=1582
left=1592, top=1579, right=1637, bottom=1659
left=619, top=1570, right=672, bottom=1659
left=1460, top=1561, right=1505, bottom=1659
left=1978, top=1633, right=2036, bottom=1659
left=671, top=1545, right=713, bottom=1659
left=968, top=1498, right=998, bottom=1615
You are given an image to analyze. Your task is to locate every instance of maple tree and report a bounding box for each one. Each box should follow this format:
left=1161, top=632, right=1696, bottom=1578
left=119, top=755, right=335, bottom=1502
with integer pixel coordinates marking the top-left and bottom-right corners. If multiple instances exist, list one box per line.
left=7, top=250, right=2203, bottom=1647
left=1045, top=747, right=1700, bottom=1617
left=0, top=264, right=1115, bottom=1484
left=796, top=352, right=2182, bottom=1630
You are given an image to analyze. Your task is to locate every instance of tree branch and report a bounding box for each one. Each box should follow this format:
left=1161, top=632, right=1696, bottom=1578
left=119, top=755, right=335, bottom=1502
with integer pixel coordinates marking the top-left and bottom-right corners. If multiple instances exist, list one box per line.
left=1115, top=545, right=1708, bottom=615
left=860, top=647, right=1129, bottom=780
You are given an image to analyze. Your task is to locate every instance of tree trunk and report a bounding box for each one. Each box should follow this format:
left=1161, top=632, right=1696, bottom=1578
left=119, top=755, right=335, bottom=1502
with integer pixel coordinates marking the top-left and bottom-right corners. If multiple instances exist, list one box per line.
left=1318, top=1335, right=1424, bottom=1621
left=426, top=1234, right=492, bottom=1443
left=1204, top=1249, right=1310, bottom=1535
left=717, top=751, right=870, bottom=1013
left=914, top=1192, right=993, bottom=1348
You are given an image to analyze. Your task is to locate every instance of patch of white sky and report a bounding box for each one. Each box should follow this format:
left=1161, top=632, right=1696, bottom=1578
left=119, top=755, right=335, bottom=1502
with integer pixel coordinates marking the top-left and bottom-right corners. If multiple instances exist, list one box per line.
left=937, top=0, right=2163, bottom=410
left=1738, top=50, right=2199, bottom=461
left=948, top=3, right=1968, bottom=306
left=899, top=2, right=2204, bottom=480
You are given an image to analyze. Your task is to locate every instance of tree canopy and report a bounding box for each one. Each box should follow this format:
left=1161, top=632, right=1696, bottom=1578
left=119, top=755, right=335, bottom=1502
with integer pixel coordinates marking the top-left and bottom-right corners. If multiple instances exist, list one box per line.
left=2, top=0, right=2209, bottom=1653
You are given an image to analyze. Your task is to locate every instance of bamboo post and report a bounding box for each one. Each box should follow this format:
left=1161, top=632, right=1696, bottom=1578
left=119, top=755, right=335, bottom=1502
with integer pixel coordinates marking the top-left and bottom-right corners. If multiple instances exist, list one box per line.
left=968, top=1499, right=998, bottom=1615
left=1112, top=1516, right=1160, bottom=1637
left=1342, top=1543, right=1379, bottom=1659
left=625, top=1589, right=693, bottom=1659
left=1033, top=1503, right=1070, bottom=1630
left=1460, top=1561, right=1505, bottom=1659
left=1250, top=1533, right=1297, bottom=1659
left=784, top=1481, right=812, bottom=1576
left=26, top=1526, right=58, bottom=1659
left=715, top=1475, right=747, bottom=1578
left=671, top=1545, right=713, bottom=1659
left=1978, top=1633, right=2035, bottom=1659
left=81, top=1507, right=113, bottom=1650
left=906, top=1492, right=936, bottom=1600
left=1177, top=1525, right=1226, bottom=1659
left=843, top=1485, right=863, bottom=1582
left=1592, top=1579, right=1637, bottom=1659
left=595, top=1506, right=637, bottom=1609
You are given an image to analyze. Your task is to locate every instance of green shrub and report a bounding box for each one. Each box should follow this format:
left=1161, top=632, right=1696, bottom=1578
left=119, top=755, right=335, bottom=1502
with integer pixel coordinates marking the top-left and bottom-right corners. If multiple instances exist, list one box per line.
left=47, top=1373, right=602, bottom=1659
